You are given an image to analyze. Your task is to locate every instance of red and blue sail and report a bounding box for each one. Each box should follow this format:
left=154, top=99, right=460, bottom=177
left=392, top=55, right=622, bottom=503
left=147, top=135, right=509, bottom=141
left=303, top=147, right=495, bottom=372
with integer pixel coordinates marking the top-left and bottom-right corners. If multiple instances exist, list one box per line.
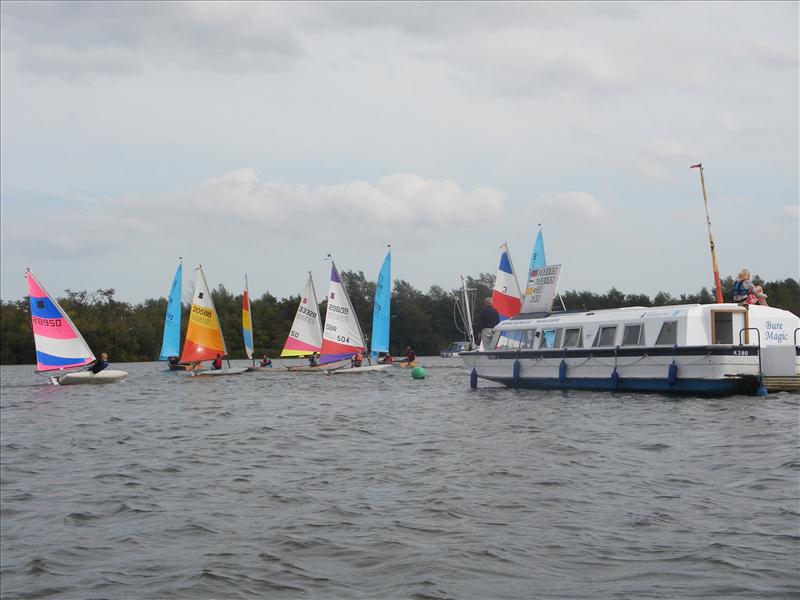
left=491, top=243, right=522, bottom=321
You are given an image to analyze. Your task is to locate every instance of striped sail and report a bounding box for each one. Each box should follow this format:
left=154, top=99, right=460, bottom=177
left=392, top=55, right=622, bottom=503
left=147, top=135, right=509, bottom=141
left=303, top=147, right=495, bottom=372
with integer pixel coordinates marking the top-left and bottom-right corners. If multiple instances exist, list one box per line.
left=159, top=259, right=183, bottom=360
left=281, top=273, right=323, bottom=357
left=242, top=275, right=254, bottom=360
left=370, top=247, right=391, bottom=358
left=320, top=261, right=365, bottom=363
left=492, top=243, right=522, bottom=321
left=26, top=270, right=95, bottom=372
left=179, top=266, right=227, bottom=363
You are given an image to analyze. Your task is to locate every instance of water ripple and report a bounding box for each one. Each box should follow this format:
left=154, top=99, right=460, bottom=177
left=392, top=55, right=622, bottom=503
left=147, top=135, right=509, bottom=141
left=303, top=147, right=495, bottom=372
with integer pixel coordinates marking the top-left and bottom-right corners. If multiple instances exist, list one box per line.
left=1, top=360, right=798, bottom=599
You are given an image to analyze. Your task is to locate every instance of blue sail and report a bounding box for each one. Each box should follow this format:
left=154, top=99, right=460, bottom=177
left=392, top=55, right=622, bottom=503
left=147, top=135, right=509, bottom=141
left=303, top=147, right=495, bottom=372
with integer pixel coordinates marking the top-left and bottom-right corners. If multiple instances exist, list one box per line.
left=159, top=260, right=183, bottom=360
left=370, top=249, right=391, bottom=357
left=528, top=228, right=546, bottom=272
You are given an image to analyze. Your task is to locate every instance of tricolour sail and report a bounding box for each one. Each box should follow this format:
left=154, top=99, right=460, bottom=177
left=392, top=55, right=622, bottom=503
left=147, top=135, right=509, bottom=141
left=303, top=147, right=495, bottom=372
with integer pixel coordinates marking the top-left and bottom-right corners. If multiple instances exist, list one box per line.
left=320, top=261, right=366, bottom=363
left=159, top=259, right=183, bottom=360
left=179, top=266, right=227, bottom=363
left=242, top=275, right=254, bottom=360
left=491, top=243, right=522, bottom=321
left=370, top=247, right=391, bottom=358
left=281, top=273, right=323, bottom=357
left=26, top=270, right=95, bottom=371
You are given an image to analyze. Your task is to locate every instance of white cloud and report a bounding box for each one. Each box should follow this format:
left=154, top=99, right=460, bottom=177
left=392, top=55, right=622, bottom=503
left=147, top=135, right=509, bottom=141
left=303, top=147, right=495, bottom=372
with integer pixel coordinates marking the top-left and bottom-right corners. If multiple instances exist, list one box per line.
left=779, top=204, right=800, bottom=220
left=531, top=192, right=609, bottom=226
left=4, top=170, right=507, bottom=259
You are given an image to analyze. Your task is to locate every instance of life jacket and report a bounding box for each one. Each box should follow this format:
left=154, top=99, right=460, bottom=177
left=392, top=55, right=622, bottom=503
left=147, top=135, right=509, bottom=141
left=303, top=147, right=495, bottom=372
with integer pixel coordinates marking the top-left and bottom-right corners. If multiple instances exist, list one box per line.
left=732, top=279, right=747, bottom=301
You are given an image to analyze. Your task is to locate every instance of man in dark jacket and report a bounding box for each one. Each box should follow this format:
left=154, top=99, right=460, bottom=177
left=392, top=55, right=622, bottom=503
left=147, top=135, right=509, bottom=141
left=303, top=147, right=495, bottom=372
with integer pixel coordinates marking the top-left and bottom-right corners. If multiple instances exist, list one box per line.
left=475, top=297, right=500, bottom=349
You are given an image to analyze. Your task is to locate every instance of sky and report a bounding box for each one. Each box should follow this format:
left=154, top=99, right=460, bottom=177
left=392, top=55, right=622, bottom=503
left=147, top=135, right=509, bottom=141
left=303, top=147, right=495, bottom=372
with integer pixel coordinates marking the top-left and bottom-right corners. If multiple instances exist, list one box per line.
left=1, top=1, right=798, bottom=304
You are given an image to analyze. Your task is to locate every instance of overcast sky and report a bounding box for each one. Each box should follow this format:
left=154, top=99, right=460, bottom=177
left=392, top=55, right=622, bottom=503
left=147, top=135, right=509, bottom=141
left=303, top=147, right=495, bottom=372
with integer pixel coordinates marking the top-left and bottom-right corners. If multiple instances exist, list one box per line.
left=1, top=1, right=797, bottom=305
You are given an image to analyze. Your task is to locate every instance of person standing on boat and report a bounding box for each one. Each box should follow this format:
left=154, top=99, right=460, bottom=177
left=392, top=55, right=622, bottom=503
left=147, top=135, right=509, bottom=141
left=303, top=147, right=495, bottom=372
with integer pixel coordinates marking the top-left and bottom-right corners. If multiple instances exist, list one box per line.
left=732, top=269, right=768, bottom=306
left=475, top=297, right=500, bottom=349
left=90, top=352, right=109, bottom=374
left=212, top=354, right=223, bottom=370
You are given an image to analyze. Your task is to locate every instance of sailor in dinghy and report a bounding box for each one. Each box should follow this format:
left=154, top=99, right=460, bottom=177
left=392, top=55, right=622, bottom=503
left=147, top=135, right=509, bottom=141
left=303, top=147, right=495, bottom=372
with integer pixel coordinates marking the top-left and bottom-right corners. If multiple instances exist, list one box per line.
left=25, top=270, right=128, bottom=386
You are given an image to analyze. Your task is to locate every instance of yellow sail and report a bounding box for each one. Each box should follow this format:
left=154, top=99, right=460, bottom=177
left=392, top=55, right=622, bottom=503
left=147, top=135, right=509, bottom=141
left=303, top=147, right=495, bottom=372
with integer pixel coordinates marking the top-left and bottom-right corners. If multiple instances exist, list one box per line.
left=180, top=266, right=227, bottom=363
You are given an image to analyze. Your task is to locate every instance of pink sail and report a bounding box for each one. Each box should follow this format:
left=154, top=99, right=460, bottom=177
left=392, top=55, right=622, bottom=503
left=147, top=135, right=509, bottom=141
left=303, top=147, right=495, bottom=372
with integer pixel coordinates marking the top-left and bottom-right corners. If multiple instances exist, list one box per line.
left=26, top=270, right=95, bottom=371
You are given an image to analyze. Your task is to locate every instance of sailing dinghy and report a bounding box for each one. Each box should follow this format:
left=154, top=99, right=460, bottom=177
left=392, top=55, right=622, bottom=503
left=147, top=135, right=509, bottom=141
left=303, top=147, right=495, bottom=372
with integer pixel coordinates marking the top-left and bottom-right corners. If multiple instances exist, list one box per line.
left=160, top=258, right=191, bottom=370
left=180, top=266, right=246, bottom=376
left=25, top=270, right=127, bottom=385
left=284, top=272, right=343, bottom=372
left=334, top=249, right=393, bottom=374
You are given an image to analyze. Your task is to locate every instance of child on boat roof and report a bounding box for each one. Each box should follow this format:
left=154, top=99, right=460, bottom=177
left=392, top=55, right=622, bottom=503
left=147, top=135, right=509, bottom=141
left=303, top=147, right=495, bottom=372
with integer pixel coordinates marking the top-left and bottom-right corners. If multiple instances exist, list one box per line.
left=732, top=269, right=768, bottom=306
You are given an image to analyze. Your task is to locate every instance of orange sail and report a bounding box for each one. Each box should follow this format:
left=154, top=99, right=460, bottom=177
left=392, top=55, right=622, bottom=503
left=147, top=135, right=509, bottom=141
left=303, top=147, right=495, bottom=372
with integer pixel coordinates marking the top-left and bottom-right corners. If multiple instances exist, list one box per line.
left=180, top=266, right=227, bottom=363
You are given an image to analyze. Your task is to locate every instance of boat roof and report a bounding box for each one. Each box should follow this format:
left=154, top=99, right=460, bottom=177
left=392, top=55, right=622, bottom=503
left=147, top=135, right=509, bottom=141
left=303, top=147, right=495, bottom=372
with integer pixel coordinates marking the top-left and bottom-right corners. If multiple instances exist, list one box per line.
left=500, top=303, right=797, bottom=329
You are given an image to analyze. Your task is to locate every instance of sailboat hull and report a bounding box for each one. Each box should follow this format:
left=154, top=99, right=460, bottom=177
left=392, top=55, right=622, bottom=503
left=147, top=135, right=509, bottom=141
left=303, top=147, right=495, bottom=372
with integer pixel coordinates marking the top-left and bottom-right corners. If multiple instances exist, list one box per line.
left=186, top=367, right=248, bottom=377
left=333, top=364, right=392, bottom=374
left=55, top=370, right=128, bottom=385
left=287, top=359, right=350, bottom=373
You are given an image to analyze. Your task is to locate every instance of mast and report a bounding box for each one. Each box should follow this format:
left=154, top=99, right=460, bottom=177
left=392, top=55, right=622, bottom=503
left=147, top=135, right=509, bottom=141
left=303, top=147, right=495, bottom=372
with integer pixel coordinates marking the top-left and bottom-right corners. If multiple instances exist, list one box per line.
left=460, top=275, right=476, bottom=349
left=691, top=163, right=724, bottom=303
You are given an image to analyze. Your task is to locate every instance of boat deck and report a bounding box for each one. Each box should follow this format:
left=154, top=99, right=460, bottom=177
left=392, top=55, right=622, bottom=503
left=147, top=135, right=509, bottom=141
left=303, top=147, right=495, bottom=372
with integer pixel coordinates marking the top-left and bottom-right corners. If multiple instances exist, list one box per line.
left=762, top=376, right=800, bottom=393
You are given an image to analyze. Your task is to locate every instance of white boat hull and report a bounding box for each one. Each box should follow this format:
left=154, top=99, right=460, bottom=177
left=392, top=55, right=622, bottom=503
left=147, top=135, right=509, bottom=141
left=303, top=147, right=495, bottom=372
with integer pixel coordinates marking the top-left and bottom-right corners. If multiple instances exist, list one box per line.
left=187, top=367, right=248, bottom=377
left=55, top=369, right=128, bottom=385
left=462, top=347, right=771, bottom=395
left=332, top=364, right=392, bottom=374
left=286, top=359, right=350, bottom=373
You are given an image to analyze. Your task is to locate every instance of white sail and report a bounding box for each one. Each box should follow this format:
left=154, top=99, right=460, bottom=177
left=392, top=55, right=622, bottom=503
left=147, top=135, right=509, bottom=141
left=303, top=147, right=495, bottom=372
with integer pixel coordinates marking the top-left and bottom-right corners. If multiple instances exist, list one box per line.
left=281, top=272, right=323, bottom=357
left=320, top=261, right=366, bottom=361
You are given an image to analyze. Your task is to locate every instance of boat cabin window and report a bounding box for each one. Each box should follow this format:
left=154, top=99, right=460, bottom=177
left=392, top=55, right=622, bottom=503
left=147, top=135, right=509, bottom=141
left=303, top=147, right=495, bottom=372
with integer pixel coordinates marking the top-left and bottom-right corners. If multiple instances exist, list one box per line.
left=621, top=324, right=644, bottom=346
left=712, top=311, right=734, bottom=344
left=562, top=328, right=582, bottom=348
left=539, top=328, right=562, bottom=349
left=520, top=329, right=537, bottom=349
left=593, top=325, right=617, bottom=347
left=655, top=321, right=678, bottom=345
left=494, top=329, right=524, bottom=350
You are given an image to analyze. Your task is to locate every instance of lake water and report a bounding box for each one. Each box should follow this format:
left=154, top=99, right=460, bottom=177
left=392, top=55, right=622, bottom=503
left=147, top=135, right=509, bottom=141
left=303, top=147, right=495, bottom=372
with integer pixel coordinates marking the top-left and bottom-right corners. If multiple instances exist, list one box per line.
left=1, top=358, right=798, bottom=599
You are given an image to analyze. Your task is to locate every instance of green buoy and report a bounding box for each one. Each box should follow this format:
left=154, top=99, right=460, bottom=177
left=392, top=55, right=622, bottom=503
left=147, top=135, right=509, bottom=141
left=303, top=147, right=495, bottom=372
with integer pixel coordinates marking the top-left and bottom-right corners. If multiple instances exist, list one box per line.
left=411, top=366, right=426, bottom=380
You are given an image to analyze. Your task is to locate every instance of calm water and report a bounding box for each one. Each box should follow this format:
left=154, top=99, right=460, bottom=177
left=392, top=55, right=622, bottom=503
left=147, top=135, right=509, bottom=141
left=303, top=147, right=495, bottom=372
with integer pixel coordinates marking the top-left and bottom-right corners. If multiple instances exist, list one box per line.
left=1, top=358, right=798, bottom=599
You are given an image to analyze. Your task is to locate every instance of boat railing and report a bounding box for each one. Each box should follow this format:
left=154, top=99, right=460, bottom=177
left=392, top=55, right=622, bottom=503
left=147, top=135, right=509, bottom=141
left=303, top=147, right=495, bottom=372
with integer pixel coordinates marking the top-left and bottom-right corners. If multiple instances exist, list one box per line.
left=794, top=328, right=799, bottom=346
left=739, top=327, right=763, bottom=386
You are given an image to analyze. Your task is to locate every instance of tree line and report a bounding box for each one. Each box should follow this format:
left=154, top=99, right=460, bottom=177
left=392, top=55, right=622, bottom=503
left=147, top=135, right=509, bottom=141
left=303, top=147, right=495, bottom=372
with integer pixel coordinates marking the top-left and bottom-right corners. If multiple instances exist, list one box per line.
left=1, top=272, right=797, bottom=365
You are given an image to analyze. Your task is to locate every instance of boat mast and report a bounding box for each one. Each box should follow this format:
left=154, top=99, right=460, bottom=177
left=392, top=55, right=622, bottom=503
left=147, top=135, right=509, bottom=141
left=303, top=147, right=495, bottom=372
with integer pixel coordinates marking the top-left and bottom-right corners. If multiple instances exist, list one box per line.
left=460, top=275, right=476, bottom=349
left=691, top=163, right=724, bottom=303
